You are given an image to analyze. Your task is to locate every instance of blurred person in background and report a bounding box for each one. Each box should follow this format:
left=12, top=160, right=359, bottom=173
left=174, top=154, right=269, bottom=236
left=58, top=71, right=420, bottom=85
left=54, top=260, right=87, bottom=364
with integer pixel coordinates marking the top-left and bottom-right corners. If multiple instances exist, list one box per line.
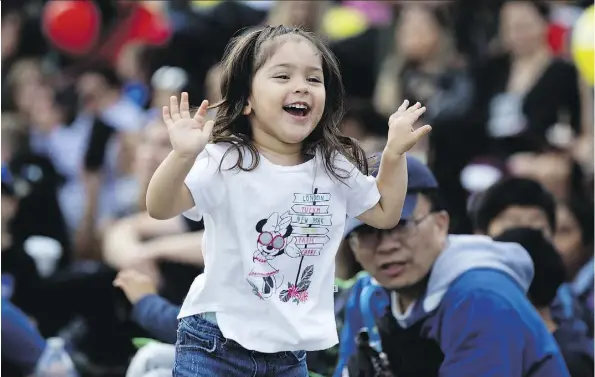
left=374, top=3, right=475, bottom=233
left=451, top=0, right=504, bottom=64
left=470, top=177, right=593, bottom=335
left=1, top=156, right=142, bottom=374
left=1, top=165, right=43, bottom=320
left=114, top=269, right=177, bottom=377
left=472, top=0, right=584, bottom=159
left=2, top=63, right=149, bottom=375
left=1, top=6, right=23, bottom=64
left=508, top=149, right=590, bottom=201
left=554, top=199, right=594, bottom=318
left=103, top=117, right=205, bottom=305
left=115, top=43, right=156, bottom=109
left=74, top=64, right=146, bottom=256
left=1, top=113, right=28, bottom=163
left=3, top=58, right=45, bottom=117
left=1, top=165, right=54, bottom=377
left=470, top=177, right=557, bottom=239
left=336, top=154, right=568, bottom=377
left=340, top=100, right=388, bottom=155
left=495, top=228, right=594, bottom=377
left=132, top=119, right=175, bottom=213
left=3, top=108, right=72, bottom=266
left=374, top=4, right=471, bottom=121
left=114, top=269, right=176, bottom=345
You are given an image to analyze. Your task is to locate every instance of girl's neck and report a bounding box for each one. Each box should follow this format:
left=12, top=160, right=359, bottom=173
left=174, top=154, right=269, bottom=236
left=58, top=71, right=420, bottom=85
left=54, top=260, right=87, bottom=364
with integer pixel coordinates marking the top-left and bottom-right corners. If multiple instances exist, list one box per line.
left=252, top=130, right=303, bottom=166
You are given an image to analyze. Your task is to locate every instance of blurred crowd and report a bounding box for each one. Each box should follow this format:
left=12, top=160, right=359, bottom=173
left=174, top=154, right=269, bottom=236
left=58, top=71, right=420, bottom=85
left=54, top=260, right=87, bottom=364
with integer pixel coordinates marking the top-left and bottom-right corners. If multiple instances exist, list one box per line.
left=1, top=1, right=593, bottom=376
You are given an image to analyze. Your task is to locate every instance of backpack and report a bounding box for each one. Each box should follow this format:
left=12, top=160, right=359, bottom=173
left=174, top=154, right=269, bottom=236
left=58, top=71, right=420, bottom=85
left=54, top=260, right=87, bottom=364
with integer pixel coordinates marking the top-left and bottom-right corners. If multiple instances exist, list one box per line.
left=345, top=285, right=444, bottom=377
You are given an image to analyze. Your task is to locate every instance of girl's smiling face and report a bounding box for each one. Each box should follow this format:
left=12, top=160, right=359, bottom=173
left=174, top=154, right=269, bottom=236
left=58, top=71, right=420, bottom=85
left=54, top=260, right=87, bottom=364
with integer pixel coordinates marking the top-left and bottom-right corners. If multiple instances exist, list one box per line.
left=247, top=35, right=326, bottom=148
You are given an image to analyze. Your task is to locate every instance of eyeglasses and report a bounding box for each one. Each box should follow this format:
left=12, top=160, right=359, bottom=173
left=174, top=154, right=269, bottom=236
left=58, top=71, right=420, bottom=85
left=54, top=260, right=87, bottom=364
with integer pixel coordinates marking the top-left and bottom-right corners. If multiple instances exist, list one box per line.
left=258, top=232, right=286, bottom=249
left=352, top=212, right=434, bottom=247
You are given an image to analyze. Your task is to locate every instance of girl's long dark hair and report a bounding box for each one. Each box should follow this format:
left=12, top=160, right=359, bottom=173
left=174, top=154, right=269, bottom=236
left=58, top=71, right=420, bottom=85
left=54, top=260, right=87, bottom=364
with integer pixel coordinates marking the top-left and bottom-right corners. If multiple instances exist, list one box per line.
left=209, top=25, right=369, bottom=181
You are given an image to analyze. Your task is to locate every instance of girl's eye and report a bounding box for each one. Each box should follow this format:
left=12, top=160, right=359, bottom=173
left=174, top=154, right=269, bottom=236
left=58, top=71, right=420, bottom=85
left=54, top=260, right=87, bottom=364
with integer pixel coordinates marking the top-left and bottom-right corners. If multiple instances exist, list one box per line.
left=308, top=77, right=322, bottom=83
left=274, top=75, right=290, bottom=80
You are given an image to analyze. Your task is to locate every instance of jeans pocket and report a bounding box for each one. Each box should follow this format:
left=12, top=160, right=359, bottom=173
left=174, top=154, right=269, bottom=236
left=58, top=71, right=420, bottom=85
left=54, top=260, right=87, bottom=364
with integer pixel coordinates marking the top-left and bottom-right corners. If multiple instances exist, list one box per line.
left=177, top=318, right=218, bottom=353
left=284, top=350, right=307, bottom=365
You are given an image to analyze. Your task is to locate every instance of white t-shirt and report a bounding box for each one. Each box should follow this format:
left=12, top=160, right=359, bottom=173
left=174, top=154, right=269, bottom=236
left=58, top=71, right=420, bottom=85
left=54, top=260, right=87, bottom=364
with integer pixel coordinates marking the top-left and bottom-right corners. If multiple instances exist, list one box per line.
left=178, top=143, right=380, bottom=352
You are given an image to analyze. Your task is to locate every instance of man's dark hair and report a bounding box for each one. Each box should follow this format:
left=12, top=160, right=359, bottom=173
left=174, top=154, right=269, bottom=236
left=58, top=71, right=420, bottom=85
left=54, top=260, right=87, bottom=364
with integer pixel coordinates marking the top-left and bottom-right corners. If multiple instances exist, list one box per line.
left=470, top=177, right=556, bottom=234
left=495, top=227, right=566, bottom=308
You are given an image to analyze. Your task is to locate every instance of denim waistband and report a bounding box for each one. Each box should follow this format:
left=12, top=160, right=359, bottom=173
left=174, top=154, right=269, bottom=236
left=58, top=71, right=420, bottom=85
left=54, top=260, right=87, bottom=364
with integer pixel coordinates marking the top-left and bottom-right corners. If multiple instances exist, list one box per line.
left=199, top=311, right=218, bottom=325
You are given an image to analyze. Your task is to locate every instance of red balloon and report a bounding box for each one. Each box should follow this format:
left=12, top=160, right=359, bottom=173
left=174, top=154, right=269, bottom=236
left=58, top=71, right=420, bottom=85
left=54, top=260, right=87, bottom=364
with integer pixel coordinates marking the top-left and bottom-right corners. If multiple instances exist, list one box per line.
left=42, top=0, right=100, bottom=55
left=129, top=6, right=171, bottom=45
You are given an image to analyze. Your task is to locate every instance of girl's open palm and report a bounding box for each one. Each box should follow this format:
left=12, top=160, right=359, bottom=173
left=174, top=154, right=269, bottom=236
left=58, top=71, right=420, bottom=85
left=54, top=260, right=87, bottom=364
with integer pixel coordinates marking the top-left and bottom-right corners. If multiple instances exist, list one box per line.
left=163, top=92, right=214, bottom=158
left=386, top=100, right=432, bottom=156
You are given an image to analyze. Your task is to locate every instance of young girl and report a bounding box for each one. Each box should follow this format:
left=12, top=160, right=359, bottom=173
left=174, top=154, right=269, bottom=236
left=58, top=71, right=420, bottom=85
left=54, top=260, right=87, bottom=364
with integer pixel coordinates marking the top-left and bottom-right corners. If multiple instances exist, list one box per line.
left=146, top=25, right=430, bottom=377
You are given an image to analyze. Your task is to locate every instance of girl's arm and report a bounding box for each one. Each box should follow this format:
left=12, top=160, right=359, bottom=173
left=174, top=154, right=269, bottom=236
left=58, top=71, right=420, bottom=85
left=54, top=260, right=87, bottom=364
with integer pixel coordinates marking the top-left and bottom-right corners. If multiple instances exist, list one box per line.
left=145, top=151, right=196, bottom=220
left=147, top=95, right=214, bottom=220
left=356, top=152, right=407, bottom=229
left=354, top=101, right=429, bottom=229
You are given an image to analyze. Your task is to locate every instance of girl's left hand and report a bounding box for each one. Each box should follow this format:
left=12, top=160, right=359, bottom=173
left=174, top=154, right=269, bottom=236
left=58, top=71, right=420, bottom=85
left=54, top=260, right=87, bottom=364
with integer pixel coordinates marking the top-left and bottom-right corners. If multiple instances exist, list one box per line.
left=385, top=100, right=432, bottom=157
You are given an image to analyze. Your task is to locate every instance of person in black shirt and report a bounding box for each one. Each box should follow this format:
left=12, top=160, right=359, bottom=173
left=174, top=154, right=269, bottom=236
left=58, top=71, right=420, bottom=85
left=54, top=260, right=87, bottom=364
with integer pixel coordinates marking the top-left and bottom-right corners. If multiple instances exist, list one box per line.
left=1, top=165, right=43, bottom=319
left=471, top=1, right=583, bottom=159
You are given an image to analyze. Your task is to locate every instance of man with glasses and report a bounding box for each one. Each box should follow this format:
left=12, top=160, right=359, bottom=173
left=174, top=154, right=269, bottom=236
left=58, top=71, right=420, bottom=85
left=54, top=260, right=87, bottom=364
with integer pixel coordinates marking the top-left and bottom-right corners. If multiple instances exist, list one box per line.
left=334, top=154, right=570, bottom=377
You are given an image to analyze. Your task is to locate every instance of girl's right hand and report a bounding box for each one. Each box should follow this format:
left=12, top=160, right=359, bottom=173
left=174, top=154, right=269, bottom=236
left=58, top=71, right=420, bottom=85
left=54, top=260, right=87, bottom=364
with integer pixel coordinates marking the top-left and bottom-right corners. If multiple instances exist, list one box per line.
left=163, top=93, right=214, bottom=158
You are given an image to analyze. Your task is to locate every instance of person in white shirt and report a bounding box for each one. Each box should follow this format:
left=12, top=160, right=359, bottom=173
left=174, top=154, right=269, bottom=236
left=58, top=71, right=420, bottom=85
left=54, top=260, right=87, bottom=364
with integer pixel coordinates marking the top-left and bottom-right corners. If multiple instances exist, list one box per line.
left=146, top=24, right=431, bottom=377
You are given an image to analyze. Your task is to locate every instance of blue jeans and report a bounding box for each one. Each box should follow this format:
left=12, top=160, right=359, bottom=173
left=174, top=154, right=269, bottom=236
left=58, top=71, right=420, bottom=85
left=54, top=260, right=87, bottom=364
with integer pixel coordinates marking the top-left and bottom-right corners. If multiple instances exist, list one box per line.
left=173, top=313, right=308, bottom=377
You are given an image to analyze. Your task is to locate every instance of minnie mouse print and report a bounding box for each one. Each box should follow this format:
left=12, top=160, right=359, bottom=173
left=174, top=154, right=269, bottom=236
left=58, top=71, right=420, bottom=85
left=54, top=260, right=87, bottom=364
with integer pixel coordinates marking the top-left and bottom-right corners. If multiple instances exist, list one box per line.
left=248, top=212, right=302, bottom=299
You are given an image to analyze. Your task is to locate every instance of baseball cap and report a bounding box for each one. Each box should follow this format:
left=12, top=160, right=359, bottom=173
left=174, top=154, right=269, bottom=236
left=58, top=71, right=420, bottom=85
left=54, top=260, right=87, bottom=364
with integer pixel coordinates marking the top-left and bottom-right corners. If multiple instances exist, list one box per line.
left=344, top=153, right=438, bottom=236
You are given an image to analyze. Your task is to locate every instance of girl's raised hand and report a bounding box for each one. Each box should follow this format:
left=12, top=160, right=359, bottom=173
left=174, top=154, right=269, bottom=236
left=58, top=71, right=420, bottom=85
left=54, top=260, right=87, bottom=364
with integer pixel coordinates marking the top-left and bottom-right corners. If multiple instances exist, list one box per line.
left=162, top=93, right=214, bottom=158
left=385, top=100, right=432, bottom=157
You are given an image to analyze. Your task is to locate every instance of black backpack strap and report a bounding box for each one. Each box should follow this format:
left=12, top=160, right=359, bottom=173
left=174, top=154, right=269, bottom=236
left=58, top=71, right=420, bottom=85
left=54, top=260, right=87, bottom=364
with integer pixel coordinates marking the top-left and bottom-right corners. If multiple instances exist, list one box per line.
left=345, top=329, right=396, bottom=377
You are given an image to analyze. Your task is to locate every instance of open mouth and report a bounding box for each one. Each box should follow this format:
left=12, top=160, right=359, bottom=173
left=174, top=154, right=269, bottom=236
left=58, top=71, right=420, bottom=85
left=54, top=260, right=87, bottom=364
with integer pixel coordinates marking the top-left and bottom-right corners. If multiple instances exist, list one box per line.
left=380, top=262, right=407, bottom=276
left=283, top=102, right=311, bottom=118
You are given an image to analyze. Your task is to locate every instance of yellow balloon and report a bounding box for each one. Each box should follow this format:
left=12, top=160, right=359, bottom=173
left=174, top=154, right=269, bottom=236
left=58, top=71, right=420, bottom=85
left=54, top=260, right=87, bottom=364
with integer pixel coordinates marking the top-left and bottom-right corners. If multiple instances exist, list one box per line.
left=192, top=0, right=221, bottom=9
left=323, top=7, right=368, bottom=41
left=571, top=5, right=594, bottom=85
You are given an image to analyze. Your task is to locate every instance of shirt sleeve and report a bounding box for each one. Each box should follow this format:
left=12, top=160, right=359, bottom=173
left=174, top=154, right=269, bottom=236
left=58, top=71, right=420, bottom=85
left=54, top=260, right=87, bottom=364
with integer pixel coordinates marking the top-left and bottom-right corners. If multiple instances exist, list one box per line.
left=1, top=299, right=46, bottom=374
left=337, top=154, right=380, bottom=218
left=183, top=145, right=226, bottom=221
left=131, top=294, right=180, bottom=344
